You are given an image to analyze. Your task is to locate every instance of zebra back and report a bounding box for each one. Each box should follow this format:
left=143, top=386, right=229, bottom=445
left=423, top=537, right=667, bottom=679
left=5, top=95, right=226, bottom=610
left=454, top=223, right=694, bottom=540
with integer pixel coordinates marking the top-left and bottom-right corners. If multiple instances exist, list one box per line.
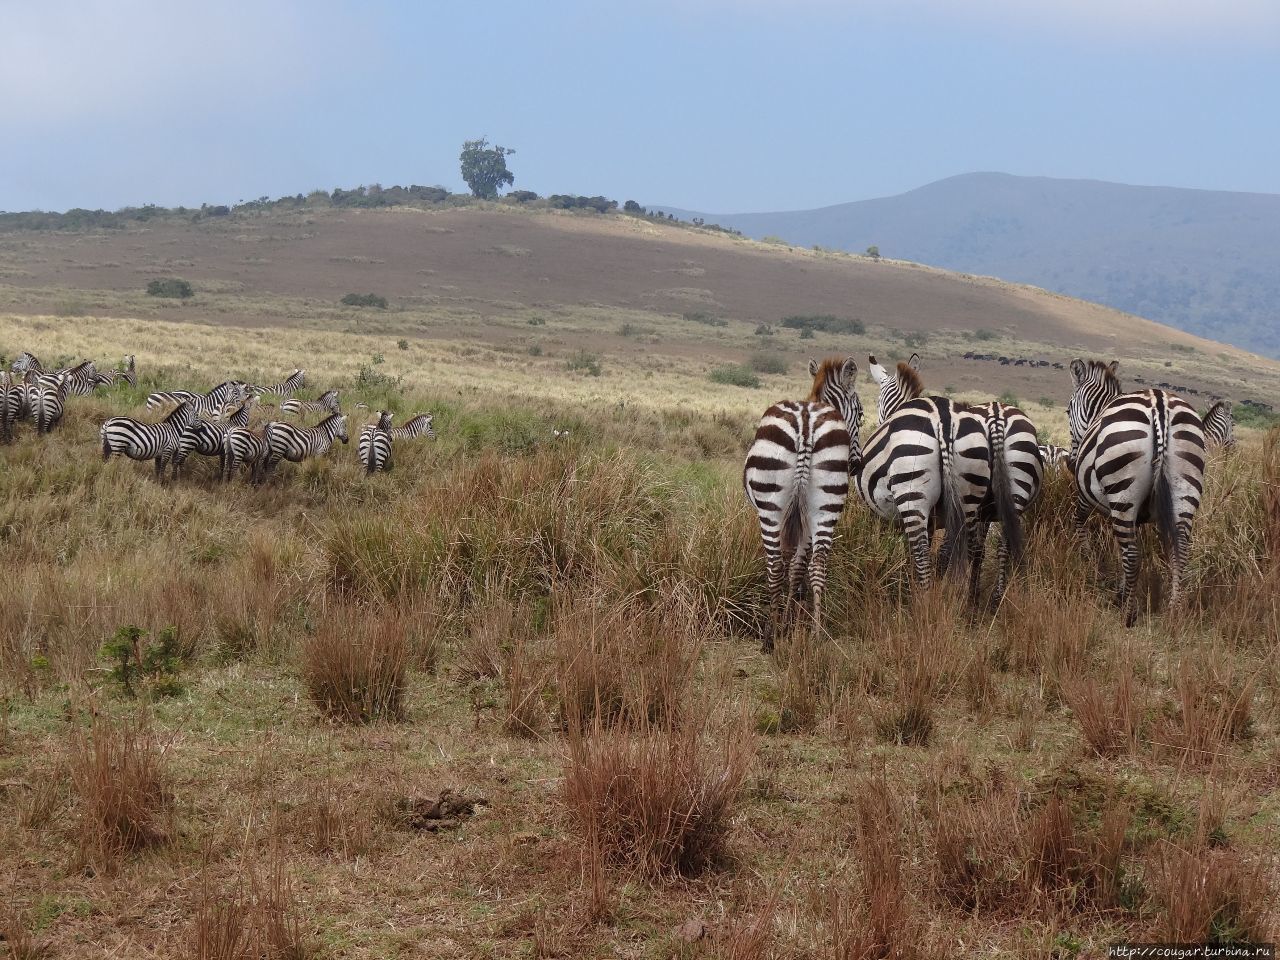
left=390, top=414, right=435, bottom=441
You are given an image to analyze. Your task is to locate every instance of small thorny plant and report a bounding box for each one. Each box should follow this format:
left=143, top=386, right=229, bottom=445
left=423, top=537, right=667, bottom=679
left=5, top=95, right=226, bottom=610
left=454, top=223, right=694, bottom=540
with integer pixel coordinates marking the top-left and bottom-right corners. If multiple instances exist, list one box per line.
left=101, top=625, right=186, bottom=698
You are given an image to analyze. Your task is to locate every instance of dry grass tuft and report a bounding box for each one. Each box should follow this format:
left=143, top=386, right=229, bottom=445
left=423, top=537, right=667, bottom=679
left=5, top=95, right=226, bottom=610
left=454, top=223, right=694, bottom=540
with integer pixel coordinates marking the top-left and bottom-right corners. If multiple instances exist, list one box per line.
left=301, top=606, right=408, bottom=724
left=0, top=907, right=49, bottom=960
left=1064, top=659, right=1145, bottom=757
left=1158, top=657, right=1254, bottom=766
left=563, top=712, right=752, bottom=879
left=69, top=715, right=172, bottom=870
left=1152, top=842, right=1273, bottom=944
left=193, top=852, right=314, bottom=960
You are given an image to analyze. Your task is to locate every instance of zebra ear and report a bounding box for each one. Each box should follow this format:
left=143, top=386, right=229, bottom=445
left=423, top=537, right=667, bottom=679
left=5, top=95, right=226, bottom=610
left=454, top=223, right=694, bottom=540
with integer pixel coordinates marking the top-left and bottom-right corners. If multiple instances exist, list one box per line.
left=808, top=359, right=819, bottom=377
left=1107, top=360, right=1119, bottom=376
left=1070, top=359, right=1086, bottom=384
left=909, top=352, right=920, bottom=370
left=840, top=358, right=858, bottom=385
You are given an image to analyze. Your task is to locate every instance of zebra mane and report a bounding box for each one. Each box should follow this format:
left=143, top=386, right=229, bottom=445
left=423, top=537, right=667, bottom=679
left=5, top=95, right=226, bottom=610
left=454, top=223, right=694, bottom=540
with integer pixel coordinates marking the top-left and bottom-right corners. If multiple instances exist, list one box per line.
left=1071, top=358, right=1121, bottom=391
left=806, top=356, right=855, bottom=402
left=896, top=361, right=924, bottom=399
left=1205, top=399, right=1232, bottom=417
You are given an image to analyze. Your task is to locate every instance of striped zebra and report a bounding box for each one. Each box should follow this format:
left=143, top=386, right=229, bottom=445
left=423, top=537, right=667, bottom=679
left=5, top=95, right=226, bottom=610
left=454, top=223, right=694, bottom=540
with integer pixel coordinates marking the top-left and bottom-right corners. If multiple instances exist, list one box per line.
left=390, top=414, right=435, bottom=441
left=170, top=396, right=258, bottom=479
left=221, top=427, right=272, bottom=483
left=117, top=355, right=137, bottom=388
left=358, top=411, right=395, bottom=473
left=1, top=372, right=23, bottom=442
left=31, top=373, right=69, bottom=434
left=57, top=360, right=100, bottom=397
left=865, top=358, right=1025, bottom=600
left=1202, top=400, right=1235, bottom=452
left=11, top=352, right=42, bottom=374
left=1038, top=443, right=1070, bottom=470
left=261, top=413, right=349, bottom=476
left=1067, top=359, right=1206, bottom=627
left=146, top=380, right=249, bottom=417
left=252, top=369, right=306, bottom=399
left=280, top=389, right=340, bottom=418
left=101, top=401, right=196, bottom=478
left=743, top=357, right=859, bottom=647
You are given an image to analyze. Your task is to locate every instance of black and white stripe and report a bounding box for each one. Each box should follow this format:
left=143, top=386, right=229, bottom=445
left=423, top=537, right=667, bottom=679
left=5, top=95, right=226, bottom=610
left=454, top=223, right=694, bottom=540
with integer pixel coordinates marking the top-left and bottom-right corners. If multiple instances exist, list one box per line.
left=1068, top=359, right=1206, bottom=627
left=11, top=352, right=42, bottom=375
left=743, top=357, right=859, bottom=646
left=868, top=353, right=919, bottom=426
left=389, top=414, right=435, bottom=441
left=261, top=413, right=349, bottom=475
left=252, top=369, right=306, bottom=399
left=222, top=427, right=272, bottom=483
left=118, top=355, right=137, bottom=388
left=56, top=360, right=100, bottom=397
left=101, top=401, right=196, bottom=478
left=170, top=397, right=258, bottom=479
left=358, top=411, right=395, bottom=473
left=1201, top=400, right=1235, bottom=452
left=1038, top=443, right=1070, bottom=470
left=279, top=389, right=340, bottom=418
left=146, top=380, right=249, bottom=417
left=31, top=373, right=69, bottom=434
left=1, top=372, right=23, bottom=442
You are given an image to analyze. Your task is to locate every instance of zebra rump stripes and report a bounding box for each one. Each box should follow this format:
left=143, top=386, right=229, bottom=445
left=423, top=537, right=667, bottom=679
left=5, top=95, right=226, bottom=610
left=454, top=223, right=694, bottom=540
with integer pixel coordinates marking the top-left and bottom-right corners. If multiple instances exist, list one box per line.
left=1068, top=359, right=1206, bottom=627
left=358, top=411, right=395, bottom=474
left=101, top=401, right=196, bottom=478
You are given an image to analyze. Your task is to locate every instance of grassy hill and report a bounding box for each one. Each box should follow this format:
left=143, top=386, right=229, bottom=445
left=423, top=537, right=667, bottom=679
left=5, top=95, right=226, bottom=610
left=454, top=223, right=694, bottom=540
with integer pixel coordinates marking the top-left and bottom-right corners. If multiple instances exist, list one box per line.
left=669, top=172, right=1280, bottom=358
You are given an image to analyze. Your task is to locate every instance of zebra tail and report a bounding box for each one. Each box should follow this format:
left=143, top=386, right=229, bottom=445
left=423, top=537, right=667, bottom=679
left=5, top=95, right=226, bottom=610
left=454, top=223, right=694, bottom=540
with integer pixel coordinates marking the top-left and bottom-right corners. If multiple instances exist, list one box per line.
left=101, top=428, right=111, bottom=461
left=937, top=422, right=969, bottom=579
left=365, top=438, right=378, bottom=474
left=1152, top=399, right=1177, bottom=554
left=990, top=410, right=1024, bottom=566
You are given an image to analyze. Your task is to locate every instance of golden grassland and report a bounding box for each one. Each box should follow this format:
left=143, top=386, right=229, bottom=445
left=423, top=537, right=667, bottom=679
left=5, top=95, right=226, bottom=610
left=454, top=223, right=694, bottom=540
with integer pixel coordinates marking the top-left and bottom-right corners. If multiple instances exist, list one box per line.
left=1, top=311, right=1278, bottom=959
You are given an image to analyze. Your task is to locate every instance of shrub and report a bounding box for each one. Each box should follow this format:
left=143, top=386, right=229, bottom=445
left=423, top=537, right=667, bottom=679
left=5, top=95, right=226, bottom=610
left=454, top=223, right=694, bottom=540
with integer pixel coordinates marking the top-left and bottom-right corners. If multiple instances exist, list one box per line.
left=683, top=311, right=727, bottom=328
left=341, top=292, right=388, bottom=309
left=866, top=245, right=881, bottom=259
left=748, top=354, right=787, bottom=375
left=779, top=314, right=865, bottom=335
left=799, top=328, right=815, bottom=340
left=396, top=338, right=409, bottom=351
left=146, top=278, right=193, bottom=299
left=510, top=190, right=539, bottom=203
left=302, top=608, right=408, bottom=723
left=526, top=316, right=546, bottom=326
left=709, top=365, right=761, bottom=389
left=999, top=390, right=1020, bottom=406
left=101, top=625, right=187, bottom=699
left=527, top=344, right=543, bottom=357
left=761, top=235, right=786, bottom=245
left=566, top=351, right=602, bottom=376
left=623, top=200, right=643, bottom=213
left=975, top=328, right=998, bottom=341
left=548, top=195, right=617, bottom=213
left=904, top=331, right=928, bottom=350
left=753, top=323, right=775, bottom=336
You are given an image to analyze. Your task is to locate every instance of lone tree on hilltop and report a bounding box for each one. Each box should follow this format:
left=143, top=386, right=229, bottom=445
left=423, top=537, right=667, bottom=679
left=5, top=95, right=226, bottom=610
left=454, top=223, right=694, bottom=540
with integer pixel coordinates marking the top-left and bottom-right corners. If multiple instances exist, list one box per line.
left=459, top=138, right=515, bottom=199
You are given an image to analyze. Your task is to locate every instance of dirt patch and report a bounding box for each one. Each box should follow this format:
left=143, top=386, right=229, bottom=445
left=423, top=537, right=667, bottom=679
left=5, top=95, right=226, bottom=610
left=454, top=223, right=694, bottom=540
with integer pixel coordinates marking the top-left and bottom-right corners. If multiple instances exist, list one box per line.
left=383, top=788, right=487, bottom=833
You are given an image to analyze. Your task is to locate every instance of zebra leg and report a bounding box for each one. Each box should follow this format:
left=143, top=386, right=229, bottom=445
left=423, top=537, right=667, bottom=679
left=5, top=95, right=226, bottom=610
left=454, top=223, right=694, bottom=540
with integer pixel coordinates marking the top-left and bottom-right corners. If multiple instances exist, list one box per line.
left=788, top=540, right=811, bottom=602
left=993, top=524, right=1012, bottom=603
left=1168, top=519, right=1193, bottom=614
left=1073, top=492, right=1091, bottom=539
left=899, top=507, right=933, bottom=591
left=1109, top=515, right=1141, bottom=627
left=807, top=540, right=833, bottom=636
left=968, top=520, right=988, bottom=603
left=761, top=534, right=787, bottom=653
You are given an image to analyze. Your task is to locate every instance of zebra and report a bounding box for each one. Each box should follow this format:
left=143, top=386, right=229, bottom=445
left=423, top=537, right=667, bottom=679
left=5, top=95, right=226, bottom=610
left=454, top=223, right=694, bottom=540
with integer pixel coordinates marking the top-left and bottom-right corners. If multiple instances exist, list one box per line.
left=117, top=355, right=137, bottom=388
left=1067, top=359, right=1206, bottom=627
left=57, top=360, right=100, bottom=397
left=101, top=401, right=196, bottom=478
left=867, top=356, right=1031, bottom=602
left=1038, top=443, right=1070, bottom=470
left=170, top=396, right=258, bottom=479
left=1, top=372, right=23, bottom=442
left=743, top=357, right=859, bottom=647
left=31, top=372, right=69, bottom=434
left=357, top=411, right=395, bottom=473
left=221, top=426, right=272, bottom=483
left=146, top=380, right=249, bottom=417
left=11, top=352, right=42, bottom=374
left=1201, top=400, right=1235, bottom=452
left=252, top=369, right=306, bottom=399
left=390, top=414, right=435, bottom=441
left=261, top=413, right=349, bottom=475
left=279, top=389, right=340, bottom=418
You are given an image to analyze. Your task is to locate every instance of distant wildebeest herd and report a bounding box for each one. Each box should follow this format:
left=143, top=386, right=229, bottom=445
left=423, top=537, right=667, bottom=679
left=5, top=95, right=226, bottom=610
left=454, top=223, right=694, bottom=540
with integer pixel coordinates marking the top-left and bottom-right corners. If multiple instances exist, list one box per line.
left=744, top=353, right=1237, bottom=643
left=0, top=352, right=435, bottom=480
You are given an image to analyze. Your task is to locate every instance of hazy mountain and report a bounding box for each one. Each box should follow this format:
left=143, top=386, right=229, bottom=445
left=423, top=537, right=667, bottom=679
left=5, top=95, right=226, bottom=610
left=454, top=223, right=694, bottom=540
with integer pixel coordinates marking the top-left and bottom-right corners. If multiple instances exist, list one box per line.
left=669, top=173, right=1280, bottom=357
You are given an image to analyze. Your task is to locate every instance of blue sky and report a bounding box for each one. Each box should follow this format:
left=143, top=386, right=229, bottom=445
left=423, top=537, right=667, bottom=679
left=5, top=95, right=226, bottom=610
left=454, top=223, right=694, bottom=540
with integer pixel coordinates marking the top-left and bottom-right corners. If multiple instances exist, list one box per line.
left=2, top=0, right=1278, bottom=213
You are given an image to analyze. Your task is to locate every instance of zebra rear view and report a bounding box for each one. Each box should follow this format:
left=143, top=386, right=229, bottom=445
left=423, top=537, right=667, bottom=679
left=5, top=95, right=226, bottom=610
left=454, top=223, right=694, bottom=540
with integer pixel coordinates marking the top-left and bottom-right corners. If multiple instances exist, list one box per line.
left=743, top=357, right=860, bottom=649
left=1067, top=359, right=1206, bottom=627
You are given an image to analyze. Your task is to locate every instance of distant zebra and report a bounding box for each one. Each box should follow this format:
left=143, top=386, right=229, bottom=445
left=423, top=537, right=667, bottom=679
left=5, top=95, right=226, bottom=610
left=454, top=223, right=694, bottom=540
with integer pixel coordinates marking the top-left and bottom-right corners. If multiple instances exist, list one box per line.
left=146, top=380, right=249, bottom=417
left=101, top=401, right=196, bottom=479
left=117, top=355, right=137, bottom=388
left=57, top=360, right=100, bottom=397
left=252, top=369, right=306, bottom=399
left=170, top=396, right=258, bottom=479
left=743, top=357, right=859, bottom=647
left=280, top=389, right=340, bottom=418
left=261, top=413, right=348, bottom=475
left=222, top=427, right=272, bottom=483
left=389, top=414, right=435, bottom=441
left=32, top=373, right=69, bottom=434
left=358, top=411, right=395, bottom=473
left=1202, top=400, right=1235, bottom=452
left=1, top=372, right=23, bottom=442
left=1067, top=359, right=1206, bottom=627
left=1038, top=443, right=1070, bottom=470
left=11, top=352, right=41, bottom=374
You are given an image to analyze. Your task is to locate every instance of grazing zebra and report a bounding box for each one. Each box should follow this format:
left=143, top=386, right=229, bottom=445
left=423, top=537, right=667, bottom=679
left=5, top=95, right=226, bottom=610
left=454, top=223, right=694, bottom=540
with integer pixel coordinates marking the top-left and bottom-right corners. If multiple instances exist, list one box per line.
left=261, top=413, right=348, bottom=475
left=1202, top=400, right=1235, bottom=452
left=358, top=411, right=395, bottom=473
left=57, top=360, right=100, bottom=397
left=32, top=373, right=69, bottom=434
left=390, top=414, right=435, bottom=441
left=1, top=372, right=23, bottom=442
left=170, top=397, right=258, bottom=479
left=1038, top=443, right=1070, bottom=470
left=221, top=427, right=272, bottom=483
left=11, top=352, right=42, bottom=374
left=1067, top=359, right=1206, bottom=627
left=280, top=389, right=340, bottom=418
left=146, top=380, right=249, bottom=417
left=743, top=357, right=859, bottom=647
left=868, top=356, right=1031, bottom=602
left=117, top=355, right=137, bottom=388
left=101, top=401, right=196, bottom=478
left=252, top=369, right=306, bottom=399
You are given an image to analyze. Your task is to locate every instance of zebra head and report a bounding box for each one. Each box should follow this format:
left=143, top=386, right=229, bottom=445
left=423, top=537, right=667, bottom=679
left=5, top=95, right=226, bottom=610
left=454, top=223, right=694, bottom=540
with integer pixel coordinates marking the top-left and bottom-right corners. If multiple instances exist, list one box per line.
left=374, top=410, right=394, bottom=431
left=1203, top=400, right=1235, bottom=450
left=1067, top=358, right=1122, bottom=448
left=868, top=352, right=921, bottom=424
left=807, top=356, right=863, bottom=436
left=319, top=389, right=341, bottom=412
left=333, top=415, right=349, bottom=444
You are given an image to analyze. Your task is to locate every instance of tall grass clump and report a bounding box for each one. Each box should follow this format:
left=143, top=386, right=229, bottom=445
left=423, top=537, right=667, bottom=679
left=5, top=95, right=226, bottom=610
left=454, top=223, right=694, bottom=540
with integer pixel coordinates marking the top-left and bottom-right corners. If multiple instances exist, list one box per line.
left=192, top=852, right=314, bottom=960
left=69, top=716, right=172, bottom=869
left=302, top=607, right=408, bottom=723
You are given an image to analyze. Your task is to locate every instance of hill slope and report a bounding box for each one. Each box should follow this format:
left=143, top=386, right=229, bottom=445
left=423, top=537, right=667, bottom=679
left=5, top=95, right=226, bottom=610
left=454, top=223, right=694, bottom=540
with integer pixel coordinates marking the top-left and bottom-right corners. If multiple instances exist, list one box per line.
left=670, top=173, right=1280, bottom=357
left=0, top=204, right=1277, bottom=413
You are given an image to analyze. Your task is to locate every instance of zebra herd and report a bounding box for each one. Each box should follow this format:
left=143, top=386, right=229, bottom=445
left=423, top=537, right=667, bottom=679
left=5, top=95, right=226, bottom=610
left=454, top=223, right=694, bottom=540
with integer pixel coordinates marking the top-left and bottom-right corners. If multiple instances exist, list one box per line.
left=2, top=352, right=436, bottom=482
left=744, top=353, right=1237, bottom=645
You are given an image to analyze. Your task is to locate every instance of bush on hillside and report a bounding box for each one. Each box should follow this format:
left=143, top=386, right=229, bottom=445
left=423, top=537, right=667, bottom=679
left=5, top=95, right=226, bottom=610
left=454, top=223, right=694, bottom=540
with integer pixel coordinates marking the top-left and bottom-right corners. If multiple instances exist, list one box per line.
left=341, top=293, right=388, bottom=309
left=780, top=314, right=865, bottom=335
left=509, top=190, right=539, bottom=203
left=749, top=354, right=787, bottom=375
left=683, top=311, right=727, bottom=328
left=548, top=195, right=617, bottom=213
left=709, top=365, right=760, bottom=388
left=146, top=278, right=193, bottom=299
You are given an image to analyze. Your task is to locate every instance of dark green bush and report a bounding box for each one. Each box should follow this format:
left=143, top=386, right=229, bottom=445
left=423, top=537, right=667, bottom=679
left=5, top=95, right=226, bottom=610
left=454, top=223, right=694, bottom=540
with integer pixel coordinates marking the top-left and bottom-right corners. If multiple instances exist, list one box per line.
left=749, top=354, right=787, bottom=375
left=683, top=311, right=727, bottom=328
left=566, top=351, right=602, bottom=376
left=342, top=293, right=388, bottom=309
left=146, top=278, right=193, bottom=299
left=779, top=314, right=864, bottom=335
left=709, top=365, right=761, bottom=388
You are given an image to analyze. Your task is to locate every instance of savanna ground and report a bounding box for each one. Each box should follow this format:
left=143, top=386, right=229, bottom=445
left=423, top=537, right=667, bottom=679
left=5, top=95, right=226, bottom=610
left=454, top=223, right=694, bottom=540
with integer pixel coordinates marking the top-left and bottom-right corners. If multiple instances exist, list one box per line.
left=1, top=215, right=1279, bottom=958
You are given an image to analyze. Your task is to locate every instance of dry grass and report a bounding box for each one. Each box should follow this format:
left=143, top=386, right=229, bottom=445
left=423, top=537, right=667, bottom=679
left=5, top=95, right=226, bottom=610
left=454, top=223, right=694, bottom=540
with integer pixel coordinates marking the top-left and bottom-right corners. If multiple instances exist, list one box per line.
left=193, top=852, right=314, bottom=960
left=301, top=606, right=408, bottom=723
